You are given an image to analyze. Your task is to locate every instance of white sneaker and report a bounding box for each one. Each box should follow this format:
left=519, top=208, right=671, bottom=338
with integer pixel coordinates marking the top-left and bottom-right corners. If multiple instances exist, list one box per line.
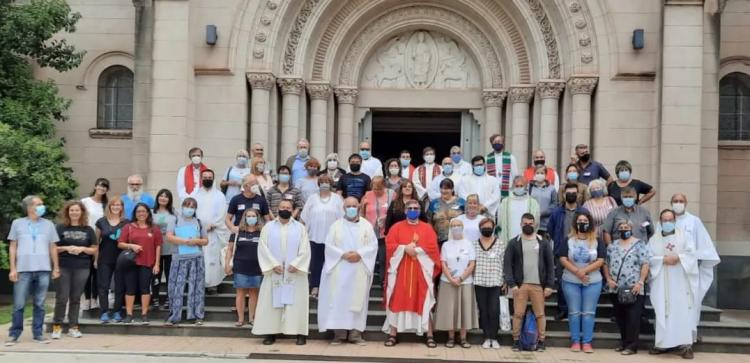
left=482, top=339, right=492, bottom=349
left=68, top=327, right=83, bottom=338
left=90, top=299, right=99, bottom=310
left=81, top=299, right=90, bottom=310
left=491, top=340, right=501, bottom=349
left=51, top=325, right=62, bottom=340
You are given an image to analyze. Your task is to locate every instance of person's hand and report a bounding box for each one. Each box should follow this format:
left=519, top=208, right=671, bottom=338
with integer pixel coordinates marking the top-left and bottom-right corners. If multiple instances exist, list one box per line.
left=632, top=282, right=643, bottom=295
left=152, top=265, right=160, bottom=275
left=348, top=252, right=361, bottom=263
left=451, top=276, right=462, bottom=287
left=664, top=255, right=679, bottom=266
left=207, top=224, right=216, bottom=232
left=575, top=269, right=587, bottom=281
left=52, top=268, right=61, bottom=280
left=580, top=274, right=590, bottom=284
left=543, top=288, right=553, bottom=298
left=288, top=265, right=299, bottom=273
left=607, top=279, right=617, bottom=290
left=224, top=265, right=233, bottom=275
left=131, top=244, right=143, bottom=253
left=511, top=286, right=519, bottom=293
left=501, top=284, right=508, bottom=295
left=68, top=246, right=81, bottom=255
left=8, top=269, right=17, bottom=283
left=405, top=245, right=417, bottom=257
left=232, top=226, right=240, bottom=235
left=272, top=265, right=284, bottom=274
left=94, top=261, right=98, bottom=270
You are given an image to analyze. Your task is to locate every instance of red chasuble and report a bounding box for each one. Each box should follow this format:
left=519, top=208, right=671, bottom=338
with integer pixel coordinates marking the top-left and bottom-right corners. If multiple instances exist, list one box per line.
left=384, top=220, right=441, bottom=315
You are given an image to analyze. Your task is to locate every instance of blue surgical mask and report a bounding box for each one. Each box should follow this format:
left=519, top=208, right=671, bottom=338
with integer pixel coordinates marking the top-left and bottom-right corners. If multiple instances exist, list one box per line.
left=473, top=165, right=485, bottom=176
left=278, top=174, right=290, bottom=183
left=567, top=172, right=579, bottom=181
left=182, top=207, right=195, bottom=218
left=661, top=221, right=676, bottom=234
left=406, top=209, right=420, bottom=220
left=590, top=189, right=605, bottom=198
left=451, top=154, right=462, bottom=164
left=442, top=164, right=453, bottom=175
left=34, top=205, right=46, bottom=217
left=237, top=156, right=248, bottom=166
left=360, top=150, right=371, bottom=159
left=298, top=148, right=308, bottom=158
left=400, top=158, right=410, bottom=167
left=246, top=216, right=258, bottom=225
left=622, top=197, right=636, bottom=208
left=512, top=187, right=526, bottom=196
left=492, top=143, right=504, bottom=152
left=345, top=207, right=358, bottom=219
left=618, top=170, right=631, bottom=181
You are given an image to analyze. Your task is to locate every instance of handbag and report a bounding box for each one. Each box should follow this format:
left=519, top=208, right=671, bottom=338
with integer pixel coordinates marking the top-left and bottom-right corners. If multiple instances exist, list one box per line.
left=116, top=224, right=137, bottom=270
left=614, top=243, right=638, bottom=305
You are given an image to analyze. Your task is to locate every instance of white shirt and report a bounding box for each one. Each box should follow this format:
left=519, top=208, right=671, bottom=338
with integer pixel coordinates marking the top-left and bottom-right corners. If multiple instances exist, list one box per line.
left=360, top=157, right=383, bottom=178
left=400, top=165, right=411, bottom=179
left=176, top=164, right=203, bottom=201
left=427, top=173, right=466, bottom=201
left=222, top=165, right=251, bottom=203
left=460, top=174, right=501, bottom=216
left=412, top=163, right=441, bottom=200
left=456, top=214, right=483, bottom=243
left=299, top=193, right=344, bottom=243
left=455, top=160, right=472, bottom=177
left=440, top=238, right=476, bottom=284
left=492, top=152, right=519, bottom=184
left=81, top=197, right=104, bottom=230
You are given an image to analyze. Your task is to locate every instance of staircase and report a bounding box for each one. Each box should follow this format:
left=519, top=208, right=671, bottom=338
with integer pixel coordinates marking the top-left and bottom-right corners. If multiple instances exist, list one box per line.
left=48, top=278, right=750, bottom=354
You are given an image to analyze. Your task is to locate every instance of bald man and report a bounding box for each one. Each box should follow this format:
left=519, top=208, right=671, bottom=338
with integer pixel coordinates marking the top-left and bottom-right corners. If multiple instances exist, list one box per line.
left=523, top=150, right=560, bottom=191
left=359, top=141, right=383, bottom=178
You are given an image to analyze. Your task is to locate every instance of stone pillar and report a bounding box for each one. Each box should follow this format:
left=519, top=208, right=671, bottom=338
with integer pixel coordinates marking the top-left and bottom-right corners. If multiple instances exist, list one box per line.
left=148, top=0, right=192, bottom=192
left=334, top=87, right=358, bottom=164
left=482, top=89, right=507, bottom=146
left=536, top=80, right=565, bottom=170
left=132, top=0, right=154, bottom=182
left=509, top=86, right=535, bottom=169
left=277, top=77, right=304, bottom=161
left=567, top=76, right=598, bottom=151
left=246, top=72, right=275, bottom=152
left=660, top=0, right=704, bottom=208
left=307, top=82, right=332, bottom=162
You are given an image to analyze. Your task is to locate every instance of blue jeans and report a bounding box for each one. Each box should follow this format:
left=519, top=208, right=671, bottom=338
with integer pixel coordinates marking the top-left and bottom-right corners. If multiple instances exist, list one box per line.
left=9, top=271, right=50, bottom=339
left=561, top=279, right=602, bottom=344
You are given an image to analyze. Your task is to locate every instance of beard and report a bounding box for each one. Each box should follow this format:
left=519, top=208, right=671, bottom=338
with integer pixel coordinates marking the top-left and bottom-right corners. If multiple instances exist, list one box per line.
left=127, top=188, right=143, bottom=201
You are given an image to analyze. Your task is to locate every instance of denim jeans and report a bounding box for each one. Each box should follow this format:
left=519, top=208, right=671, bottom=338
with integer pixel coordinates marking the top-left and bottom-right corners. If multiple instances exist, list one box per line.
left=9, top=271, right=50, bottom=339
left=561, top=279, right=602, bottom=344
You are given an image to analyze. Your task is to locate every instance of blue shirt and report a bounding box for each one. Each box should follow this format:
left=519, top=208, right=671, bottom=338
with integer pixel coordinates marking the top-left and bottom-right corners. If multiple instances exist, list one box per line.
left=8, top=217, right=59, bottom=272
left=122, top=193, right=155, bottom=220
left=291, top=155, right=309, bottom=186
left=576, top=161, right=611, bottom=185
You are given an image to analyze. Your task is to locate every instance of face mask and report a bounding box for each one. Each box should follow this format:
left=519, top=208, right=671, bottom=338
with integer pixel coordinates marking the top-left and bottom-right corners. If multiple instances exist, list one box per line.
left=360, top=150, right=370, bottom=159
left=534, top=174, right=545, bottom=182
left=278, top=209, right=292, bottom=220
left=278, top=174, right=290, bottom=183
left=400, top=158, right=410, bottom=167
left=424, top=154, right=435, bottom=164
left=307, top=168, right=317, bottom=177
left=492, top=143, right=504, bottom=152
left=249, top=185, right=261, bottom=195
left=389, top=167, right=400, bottom=176
left=618, top=170, right=631, bottom=181
left=576, top=222, right=590, bottom=233
left=565, top=192, right=578, bottom=204
left=512, top=187, right=526, bottom=196
left=350, top=163, right=361, bottom=172
left=450, top=227, right=463, bottom=239
left=256, top=163, right=265, bottom=172
left=191, top=156, right=202, bottom=165
left=327, top=160, right=338, bottom=169
left=622, top=197, right=636, bottom=208
left=480, top=227, right=494, bottom=237
left=473, top=165, right=485, bottom=176
left=661, top=221, right=676, bottom=234
left=237, top=156, right=248, bottom=166
left=442, top=164, right=453, bottom=175
left=298, top=148, right=309, bottom=158
left=451, top=154, right=462, bottom=164
left=534, top=159, right=545, bottom=166
left=620, top=230, right=633, bottom=240
left=202, top=179, right=214, bottom=188
left=319, top=183, right=331, bottom=192
left=522, top=224, right=535, bottom=235
left=182, top=207, right=195, bottom=218
left=246, top=216, right=258, bottom=225
left=579, top=153, right=591, bottom=163
left=406, top=209, right=420, bottom=220
left=34, top=205, right=46, bottom=217
left=345, top=207, right=358, bottom=219
left=672, top=202, right=686, bottom=214
left=590, top=189, right=605, bottom=198
left=567, top=172, right=579, bottom=181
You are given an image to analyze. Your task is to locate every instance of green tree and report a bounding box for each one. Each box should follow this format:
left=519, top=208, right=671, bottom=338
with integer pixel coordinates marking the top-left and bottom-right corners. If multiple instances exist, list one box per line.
left=0, top=0, right=85, bottom=232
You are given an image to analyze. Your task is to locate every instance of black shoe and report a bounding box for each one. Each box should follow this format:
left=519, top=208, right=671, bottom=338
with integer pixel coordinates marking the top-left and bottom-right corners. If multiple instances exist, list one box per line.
left=681, top=346, right=694, bottom=359
left=123, top=315, right=134, bottom=324
left=649, top=347, right=667, bottom=355
left=555, top=311, right=568, bottom=321
left=536, top=341, right=546, bottom=352
left=511, top=340, right=521, bottom=352
left=206, top=287, right=218, bottom=296
left=296, top=335, right=307, bottom=345
left=262, top=335, right=275, bottom=345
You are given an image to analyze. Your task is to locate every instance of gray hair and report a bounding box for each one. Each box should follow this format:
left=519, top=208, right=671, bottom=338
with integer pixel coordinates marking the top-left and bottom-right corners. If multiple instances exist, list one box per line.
left=614, top=218, right=633, bottom=230
left=326, top=152, right=339, bottom=161
left=588, top=179, right=608, bottom=195
left=21, top=195, right=38, bottom=211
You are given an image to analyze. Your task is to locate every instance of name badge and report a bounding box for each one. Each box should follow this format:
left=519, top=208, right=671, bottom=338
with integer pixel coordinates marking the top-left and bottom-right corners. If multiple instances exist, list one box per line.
left=238, top=204, right=246, bottom=211
left=583, top=172, right=591, bottom=177
left=642, top=221, right=650, bottom=227
left=252, top=203, right=260, bottom=210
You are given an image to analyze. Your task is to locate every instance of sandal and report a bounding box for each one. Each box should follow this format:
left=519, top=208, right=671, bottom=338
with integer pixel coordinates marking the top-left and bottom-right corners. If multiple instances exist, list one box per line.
left=384, top=335, right=398, bottom=347
left=235, top=321, right=245, bottom=327
left=445, top=339, right=455, bottom=348
left=426, top=336, right=437, bottom=348
left=459, top=340, right=471, bottom=349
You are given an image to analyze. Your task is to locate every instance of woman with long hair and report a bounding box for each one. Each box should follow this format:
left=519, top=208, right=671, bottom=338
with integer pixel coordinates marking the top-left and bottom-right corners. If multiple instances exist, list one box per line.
left=152, top=189, right=177, bottom=309
left=96, top=196, right=129, bottom=323
left=80, top=178, right=109, bottom=310
left=384, top=179, right=424, bottom=234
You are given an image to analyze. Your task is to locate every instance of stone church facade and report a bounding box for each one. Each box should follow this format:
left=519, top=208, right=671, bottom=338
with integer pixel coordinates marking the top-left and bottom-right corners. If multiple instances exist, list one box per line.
left=35, top=0, right=750, bottom=308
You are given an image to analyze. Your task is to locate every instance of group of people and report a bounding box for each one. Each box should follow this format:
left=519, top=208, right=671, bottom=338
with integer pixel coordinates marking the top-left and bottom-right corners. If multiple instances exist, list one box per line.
left=4, top=136, right=720, bottom=359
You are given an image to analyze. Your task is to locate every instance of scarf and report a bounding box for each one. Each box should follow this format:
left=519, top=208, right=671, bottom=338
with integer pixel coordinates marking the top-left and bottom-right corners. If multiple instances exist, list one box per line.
left=417, top=164, right=442, bottom=189
left=184, top=163, right=208, bottom=195
left=486, top=152, right=512, bottom=197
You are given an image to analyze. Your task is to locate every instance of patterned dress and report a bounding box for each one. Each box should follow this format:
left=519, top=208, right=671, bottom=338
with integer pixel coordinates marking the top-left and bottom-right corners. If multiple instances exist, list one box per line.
left=605, top=239, right=651, bottom=294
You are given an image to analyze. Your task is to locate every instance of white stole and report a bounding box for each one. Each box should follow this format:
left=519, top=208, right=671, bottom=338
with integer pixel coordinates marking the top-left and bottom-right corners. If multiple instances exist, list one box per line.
left=267, top=221, right=303, bottom=308
left=649, top=229, right=699, bottom=326
left=325, top=219, right=373, bottom=312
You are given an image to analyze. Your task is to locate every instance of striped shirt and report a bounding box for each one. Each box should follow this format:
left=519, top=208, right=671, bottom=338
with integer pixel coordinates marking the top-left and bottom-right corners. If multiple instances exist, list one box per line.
left=583, top=197, right=617, bottom=239
left=265, top=184, right=305, bottom=216
left=473, top=238, right=506, bottom=287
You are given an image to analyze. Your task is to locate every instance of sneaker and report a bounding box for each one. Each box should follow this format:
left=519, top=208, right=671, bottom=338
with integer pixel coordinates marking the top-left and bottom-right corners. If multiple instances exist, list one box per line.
left=491, top=340, right=501, bottom=349
left=100, top=312, right=111, bottom=324
left=51, top=325, right=63, bottom=339
left=681, top=346, right=694, bottom=359
left=90, top=299, right=99, bottom=310
left=582, top=343, right=594, bottom=353
left=68, top=327, right=83, bottom=338
left=194, top=319, right=203, bottom=326
left=481, top=339, right=491, bottom=349
left=82, top=299, right=91, bottom=310
left=123, top=315, right=134, bottom=324
left=536, top=341, right=546, bottom=352
left=570, top=342, right=581, bottom=352
left=4, top=336, right=19, bottom=347
left=33, top=336, right=51, bottom=344
left=113, top=311, right=123, bottom=323
left=141, top=316, right=150, bottom=325
left=511, top=340, right=521, bottom=352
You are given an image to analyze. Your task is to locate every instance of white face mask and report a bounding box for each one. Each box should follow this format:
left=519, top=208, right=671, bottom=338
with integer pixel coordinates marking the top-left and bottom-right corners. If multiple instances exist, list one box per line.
left=672, top=202, right=686, bottom=214
left=250, top=185, right=261, bottom=195
left=327, top=160, right=338, bottom=169
left=389, top=167, right=400, bottom=176
left=191, top=156, right=202, bottom=165
left=534, top=174, right=545, bottom=182
left=424, top=154, right=435, bottom=164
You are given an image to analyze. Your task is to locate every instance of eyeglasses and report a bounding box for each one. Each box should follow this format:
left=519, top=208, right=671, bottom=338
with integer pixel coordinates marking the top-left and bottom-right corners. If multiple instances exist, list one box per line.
left=360, top=148, right=371, bottom=151
left=406, top=207, right=420, bottom=211
left=128, top=183, right=142, bottom=186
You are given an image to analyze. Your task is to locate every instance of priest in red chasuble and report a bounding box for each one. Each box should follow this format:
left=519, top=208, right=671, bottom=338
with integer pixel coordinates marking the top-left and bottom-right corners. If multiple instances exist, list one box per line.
left=382, top=199, right=441, bottom=347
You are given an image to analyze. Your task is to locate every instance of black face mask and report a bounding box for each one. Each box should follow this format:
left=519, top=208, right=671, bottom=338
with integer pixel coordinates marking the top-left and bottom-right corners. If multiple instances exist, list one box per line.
left=480, top=227, right=494, bottom=237
left=522, top=225, right=535, bottom=235
left=620, top=230, right=633, bottom=240
left=202, top=179, right=214, bottom=188
left=579, top=153, right=591, bottom=163
left=350, top=163, right=361, bottom=172
left=278, top=209, right=292, bottom=220
left=576, top=222, right=590, bottom=233
left=534, top=159, right=545, bottom=166
left=565, top=192, right=578, bottom=204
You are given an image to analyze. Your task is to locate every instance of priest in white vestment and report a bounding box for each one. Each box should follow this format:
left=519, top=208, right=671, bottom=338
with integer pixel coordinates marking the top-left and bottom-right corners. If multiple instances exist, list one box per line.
left=671, top=193, right=720, bottom=342
left=460, top=156, right=500, bottom=217
left=648, top=209, right=699, bottom=359
left=412, top=147, right=441, bottom=201
left=252, top=199, right=311, bottom=345
left=190, top=169, right=230, bottom=289
left=427, top=157, right=466, bottom=202
left=317, top=197, right=378, bottom=345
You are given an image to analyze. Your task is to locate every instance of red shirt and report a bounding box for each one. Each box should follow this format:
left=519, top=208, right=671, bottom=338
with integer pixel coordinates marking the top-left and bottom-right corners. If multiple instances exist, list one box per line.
left=118, top=223, right=163, bottom=268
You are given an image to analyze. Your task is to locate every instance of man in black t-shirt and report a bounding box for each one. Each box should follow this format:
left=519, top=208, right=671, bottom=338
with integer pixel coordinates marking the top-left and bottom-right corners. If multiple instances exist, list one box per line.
left=336, top=153, right=371, bottom=201
left=225, top=174, right=271, bottom=233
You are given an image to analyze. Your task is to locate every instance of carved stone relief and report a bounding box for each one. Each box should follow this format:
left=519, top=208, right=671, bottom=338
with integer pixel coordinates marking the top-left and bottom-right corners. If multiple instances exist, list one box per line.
left=283, top=0, right=322, bottom=74
left=526, top=0, right=561, bottom=79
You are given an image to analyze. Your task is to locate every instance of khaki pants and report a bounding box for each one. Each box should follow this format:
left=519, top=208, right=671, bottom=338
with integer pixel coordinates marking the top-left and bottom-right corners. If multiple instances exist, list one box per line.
left=511, top=284, right=546, bottom=341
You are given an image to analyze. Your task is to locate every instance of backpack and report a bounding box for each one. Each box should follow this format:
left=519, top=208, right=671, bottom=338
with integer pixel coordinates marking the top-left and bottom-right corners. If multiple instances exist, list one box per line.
left=519, top=309, right=539, bottom=351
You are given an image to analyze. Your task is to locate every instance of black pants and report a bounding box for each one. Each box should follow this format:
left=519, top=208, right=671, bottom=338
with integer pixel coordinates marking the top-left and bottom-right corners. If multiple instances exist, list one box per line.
left=376, top=238, right=385, bottom=284
left=475, top=285, right=501, bottom=340
left=153, top=255, right=172, bottom=304
left=97, top=262, right=125, bottom=314
left=83, top=260, right=97, bottom=301
left=53, top=267, right=90, bottom=326
left=555, top=258, right=567, bottom=312
left=124, top=266, right=153, bottom=295
left=612, top=294, right=645, bottom=351
left=309, top=241, right=325, bottom=289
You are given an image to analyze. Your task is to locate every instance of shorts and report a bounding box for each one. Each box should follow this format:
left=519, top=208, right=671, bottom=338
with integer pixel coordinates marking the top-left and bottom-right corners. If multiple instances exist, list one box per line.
left=124, top=265, right=153, bottom=295
left=233, top=273, right=262, bottom=289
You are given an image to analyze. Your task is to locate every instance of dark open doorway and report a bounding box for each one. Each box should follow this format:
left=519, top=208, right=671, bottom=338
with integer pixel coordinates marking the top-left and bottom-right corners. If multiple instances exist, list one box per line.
left=371, top=110, right=462, bottom=165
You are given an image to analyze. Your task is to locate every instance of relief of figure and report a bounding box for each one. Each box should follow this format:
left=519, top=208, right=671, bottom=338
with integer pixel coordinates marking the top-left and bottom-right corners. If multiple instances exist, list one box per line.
left=365, top=36, right=405, bottom=88
left=409, top=32, right=433, bottom=88
left=436, top=36, right=469, bottom=88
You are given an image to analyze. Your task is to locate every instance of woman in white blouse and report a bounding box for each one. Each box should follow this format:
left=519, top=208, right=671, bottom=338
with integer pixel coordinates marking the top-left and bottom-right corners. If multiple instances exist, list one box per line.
left=80, top=177, right=110, bottom=310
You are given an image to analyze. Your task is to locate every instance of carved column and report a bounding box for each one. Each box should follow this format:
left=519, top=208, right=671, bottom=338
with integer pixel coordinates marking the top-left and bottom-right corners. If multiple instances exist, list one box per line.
left=334, top=87, right=359, bottom=165
left=247, top=72, right=275, bottom=153
left=277, top=77, right=305, bottom=161
left=307, top=82, right=332, bottom=162
left=567, top=76, right=598, bottom=151
left=536, top=80, right=565, bottom=170
left=509, top=86, right=535, bottom=169
left=482, top=89, right=507, bottom=148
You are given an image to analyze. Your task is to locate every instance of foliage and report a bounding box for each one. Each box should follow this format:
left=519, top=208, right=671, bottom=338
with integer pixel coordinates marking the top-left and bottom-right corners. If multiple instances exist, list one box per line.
left=0, top=240, right=8, bottom=270
left=0, top=0, right=85, bottom=230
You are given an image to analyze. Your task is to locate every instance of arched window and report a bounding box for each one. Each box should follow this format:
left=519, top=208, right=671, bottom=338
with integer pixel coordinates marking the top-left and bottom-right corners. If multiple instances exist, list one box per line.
left=720, top=72, right=750, bottom=141
left=97, top=66, right=134, bottom=129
